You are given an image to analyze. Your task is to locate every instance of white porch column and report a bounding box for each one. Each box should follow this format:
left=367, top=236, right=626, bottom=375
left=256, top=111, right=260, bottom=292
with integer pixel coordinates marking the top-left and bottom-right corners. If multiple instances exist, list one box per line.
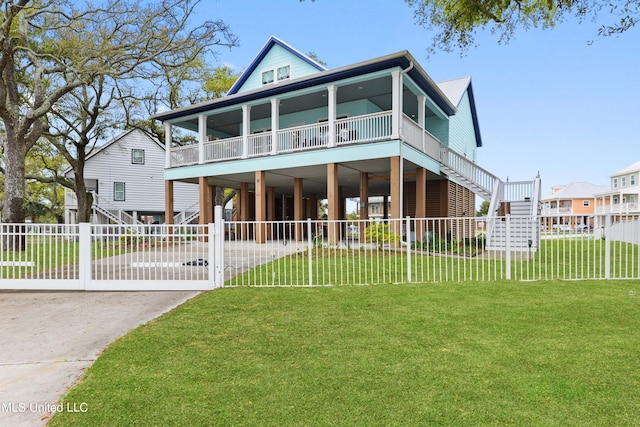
left=391, top=69, right=401, bottom=140
left=198, top=114, right=206, bottom=164
left=327, top=85, right=337, bottom=147
left=417, top=95, right=426, bottom=151
left=242, top=105, right=251, bottom=159
left=271, top=98, right=279, bottom=155
left=164, top=122, right=172, bottom=168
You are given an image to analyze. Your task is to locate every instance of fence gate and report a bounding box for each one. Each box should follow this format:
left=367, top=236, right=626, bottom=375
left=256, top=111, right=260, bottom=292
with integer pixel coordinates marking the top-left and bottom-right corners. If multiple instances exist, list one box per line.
left=0, top=207, right=225, bottom=291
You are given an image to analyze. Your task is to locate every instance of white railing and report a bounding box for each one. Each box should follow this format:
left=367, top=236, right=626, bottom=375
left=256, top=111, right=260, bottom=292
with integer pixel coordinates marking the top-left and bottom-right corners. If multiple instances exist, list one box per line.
left=278, top=122, right=329, bottom=153
left=596, top=203, right=640, bottom=214
left=503, top=181, right=535, bottom=202
left=541, top=206, right=572, bottom=216
left=335, top=111, right=393, bottom=145
left=169, top=112, right=395, bottom=167
left=170, top=144, right=199, bottom=166
left=4, top=213, right=639, bottom=290
left=204, top=137, right=243, bottom=162
left=400, top=115, right=442, bottom=159
left=174, top=201, right=200, bottom=224
left=440, top=146, right=497, bottom=198
left=65, top=191, right=78, bottom=209
left=92, top=192, right=141, bottom=226
left=248, top=133, right=272, bottom=157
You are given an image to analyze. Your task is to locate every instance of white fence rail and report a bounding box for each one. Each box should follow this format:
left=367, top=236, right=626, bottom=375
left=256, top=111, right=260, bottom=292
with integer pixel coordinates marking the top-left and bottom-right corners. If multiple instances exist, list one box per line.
left=1, top=213, right=639, bottom=290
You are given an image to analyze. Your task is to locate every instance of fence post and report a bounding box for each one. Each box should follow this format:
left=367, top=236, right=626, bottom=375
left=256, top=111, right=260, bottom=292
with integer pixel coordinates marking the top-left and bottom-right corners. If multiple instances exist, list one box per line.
left=213, top=206, right=225, bottom=288
left=406, top=216, right=412, bottom=283
left=604, top=213, right=611, bottom=280
left=505, top=215, right=511, bottom=280
left=78, top=223, right=91, bottom=290
left=307, top=218, right=313, bottom=286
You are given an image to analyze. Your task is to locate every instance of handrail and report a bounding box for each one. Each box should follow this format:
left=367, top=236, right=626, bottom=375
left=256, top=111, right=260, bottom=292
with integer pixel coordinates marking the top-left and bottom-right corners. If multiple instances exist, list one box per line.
left=91, top=191, right=142, bottom=225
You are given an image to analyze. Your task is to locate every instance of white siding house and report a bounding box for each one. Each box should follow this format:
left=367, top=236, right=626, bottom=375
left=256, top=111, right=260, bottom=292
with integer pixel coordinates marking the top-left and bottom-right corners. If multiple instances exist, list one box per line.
left=64, top=129, right=199, bottom=224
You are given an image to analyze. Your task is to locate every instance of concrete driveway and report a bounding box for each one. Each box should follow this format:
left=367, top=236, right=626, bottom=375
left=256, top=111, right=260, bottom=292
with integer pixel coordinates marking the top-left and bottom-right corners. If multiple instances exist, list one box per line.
left=0, top=290, right=198, bottom=427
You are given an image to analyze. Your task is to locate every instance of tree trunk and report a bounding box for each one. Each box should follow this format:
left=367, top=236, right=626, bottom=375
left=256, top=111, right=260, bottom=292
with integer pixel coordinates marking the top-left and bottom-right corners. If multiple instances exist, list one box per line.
left=2, top=135, right=27, bottom=250
left=75, top=162, right=93, bottom=223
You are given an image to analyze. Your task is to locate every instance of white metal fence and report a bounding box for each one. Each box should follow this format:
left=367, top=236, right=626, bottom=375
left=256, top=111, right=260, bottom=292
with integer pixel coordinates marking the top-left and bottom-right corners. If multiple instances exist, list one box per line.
left=1, top=213, right=639, bottom=290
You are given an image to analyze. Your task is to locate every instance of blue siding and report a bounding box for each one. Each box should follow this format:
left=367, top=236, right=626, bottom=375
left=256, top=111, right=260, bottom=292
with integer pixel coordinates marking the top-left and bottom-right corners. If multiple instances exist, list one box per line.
left=447, top=91, right=478, bottom=161
left=426, top=117, right=449, bottom=145
left=236, top=45, right=322, bottom=94
left=248, top=99, right=382, bottom=132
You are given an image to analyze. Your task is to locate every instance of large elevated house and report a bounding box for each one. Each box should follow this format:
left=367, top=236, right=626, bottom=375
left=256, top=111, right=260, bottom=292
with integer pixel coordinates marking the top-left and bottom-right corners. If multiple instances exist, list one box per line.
left=154, top=37, right=540, bottom=248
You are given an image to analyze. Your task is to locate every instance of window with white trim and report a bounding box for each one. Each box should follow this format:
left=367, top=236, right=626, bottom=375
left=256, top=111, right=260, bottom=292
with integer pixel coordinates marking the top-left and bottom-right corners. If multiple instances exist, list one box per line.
left=261, top=70, right=274, bottom=85
left=613, top=177, right=618, bottom=189
left=583, top=200, right=590, bottom=207
left=114, top=182, right=125, bottom=201
left=277, top=65, right=290, bottom=81
left=261, top=65, right=291, bottom=86
left=131, top=149, right=145, bottom=164
left=622, top=176, right=627, bottom=187
left=632, top=175, right=636, bottom=186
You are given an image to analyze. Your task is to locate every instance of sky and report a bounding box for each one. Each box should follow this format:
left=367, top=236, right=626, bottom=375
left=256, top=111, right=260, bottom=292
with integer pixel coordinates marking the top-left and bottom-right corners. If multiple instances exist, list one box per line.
left=205, top=0, right=640, bottom=197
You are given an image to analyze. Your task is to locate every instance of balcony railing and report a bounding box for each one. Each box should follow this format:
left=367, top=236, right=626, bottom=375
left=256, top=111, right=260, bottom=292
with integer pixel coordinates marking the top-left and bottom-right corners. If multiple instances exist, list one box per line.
left=595, top=203, right=640, bottom=214
left=541, top=207, right=573, bottom=216
left=169, top=112, right=394, bottom=167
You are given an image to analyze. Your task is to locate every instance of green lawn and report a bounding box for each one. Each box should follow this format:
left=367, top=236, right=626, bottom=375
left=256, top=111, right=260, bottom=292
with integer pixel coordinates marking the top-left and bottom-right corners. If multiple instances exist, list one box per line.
left=51, top=281, right=640, bottom=426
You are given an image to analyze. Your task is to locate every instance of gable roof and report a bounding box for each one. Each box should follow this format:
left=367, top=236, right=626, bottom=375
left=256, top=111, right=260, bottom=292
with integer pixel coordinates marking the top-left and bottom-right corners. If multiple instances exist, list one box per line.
left=227, top=36, right=327, bottom=96
left=62, top=129, right=163, bottom=175
left=541, top=182, right=609, bottom=201
left=611, top=160, right=640, bottom=177
left=437, top=76, right=482, bottom=148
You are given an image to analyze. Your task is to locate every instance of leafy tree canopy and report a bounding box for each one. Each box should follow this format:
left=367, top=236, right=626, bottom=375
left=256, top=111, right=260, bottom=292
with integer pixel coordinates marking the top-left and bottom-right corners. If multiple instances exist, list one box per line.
left=405, top=0, right=639, bottom=53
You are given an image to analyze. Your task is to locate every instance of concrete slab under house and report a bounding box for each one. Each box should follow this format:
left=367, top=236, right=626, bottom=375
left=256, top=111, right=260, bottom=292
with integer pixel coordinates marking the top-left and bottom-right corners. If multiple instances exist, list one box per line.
left=154, top=36, right=541, bottom=249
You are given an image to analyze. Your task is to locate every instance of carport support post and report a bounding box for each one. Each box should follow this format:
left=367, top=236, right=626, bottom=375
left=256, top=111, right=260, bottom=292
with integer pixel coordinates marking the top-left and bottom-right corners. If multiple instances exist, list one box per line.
left=213, top=206, right=224, bottom=287
left=79, top=223, right=91, bottom=289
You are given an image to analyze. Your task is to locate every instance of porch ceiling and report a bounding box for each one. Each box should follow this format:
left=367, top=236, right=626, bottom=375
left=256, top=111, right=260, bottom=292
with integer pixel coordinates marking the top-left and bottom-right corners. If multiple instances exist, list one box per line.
left=173, top=75, right=436, bottom=137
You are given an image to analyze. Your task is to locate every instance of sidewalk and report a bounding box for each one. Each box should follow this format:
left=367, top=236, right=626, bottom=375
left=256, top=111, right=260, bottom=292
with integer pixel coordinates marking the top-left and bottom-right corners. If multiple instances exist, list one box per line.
left=0, top=290, right=198, bottom=426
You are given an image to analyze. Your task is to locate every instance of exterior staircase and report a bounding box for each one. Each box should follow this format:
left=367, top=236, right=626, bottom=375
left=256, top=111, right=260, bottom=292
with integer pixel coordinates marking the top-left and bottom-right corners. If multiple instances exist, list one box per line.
left=438, top=145, right=541, bottom=252
left=90, top=192, right=143, bottom=229
left=173, top=201, right=200, bottom=225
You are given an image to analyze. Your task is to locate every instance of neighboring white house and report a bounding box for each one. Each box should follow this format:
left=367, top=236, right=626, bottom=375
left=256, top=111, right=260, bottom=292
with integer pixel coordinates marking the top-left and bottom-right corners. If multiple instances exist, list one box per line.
left=64, top=129, right=199, bottom=225
left=594, top=160, right=640, bottom=214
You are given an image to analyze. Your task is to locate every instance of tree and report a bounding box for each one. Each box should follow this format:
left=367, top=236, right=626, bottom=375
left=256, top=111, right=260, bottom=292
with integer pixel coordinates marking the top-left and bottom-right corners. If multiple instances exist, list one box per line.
left=405, top=0, right=639, bottom=53
left=477, top=200, right=490, bottom=216
left=0, top=0, right=237, bottom=227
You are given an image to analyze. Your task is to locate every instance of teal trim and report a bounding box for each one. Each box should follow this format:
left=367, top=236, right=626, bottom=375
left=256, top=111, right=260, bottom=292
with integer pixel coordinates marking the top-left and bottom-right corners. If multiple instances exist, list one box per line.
left=401, top=144, right=441, bottom=175
left=164, top=141, right=403, bottom=181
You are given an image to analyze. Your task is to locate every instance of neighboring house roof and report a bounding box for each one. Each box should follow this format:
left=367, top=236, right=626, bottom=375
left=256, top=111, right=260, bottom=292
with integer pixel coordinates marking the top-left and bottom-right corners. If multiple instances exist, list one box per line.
left=153, top=49, right=458, bottom=122
left=227, top=35, right=327, bottom=96
left=437, top=76, right=482, bottom=148
left=62, top=128, right=163, bottom=176
left=541, top=182, right=609, bottom=201
left=610, top=160, right=640, bottom=177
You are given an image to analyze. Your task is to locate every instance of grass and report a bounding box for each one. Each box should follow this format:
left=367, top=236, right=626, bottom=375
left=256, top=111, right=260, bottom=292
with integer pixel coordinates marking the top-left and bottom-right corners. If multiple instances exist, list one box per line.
left=51, top=281, right=640, bottom=426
